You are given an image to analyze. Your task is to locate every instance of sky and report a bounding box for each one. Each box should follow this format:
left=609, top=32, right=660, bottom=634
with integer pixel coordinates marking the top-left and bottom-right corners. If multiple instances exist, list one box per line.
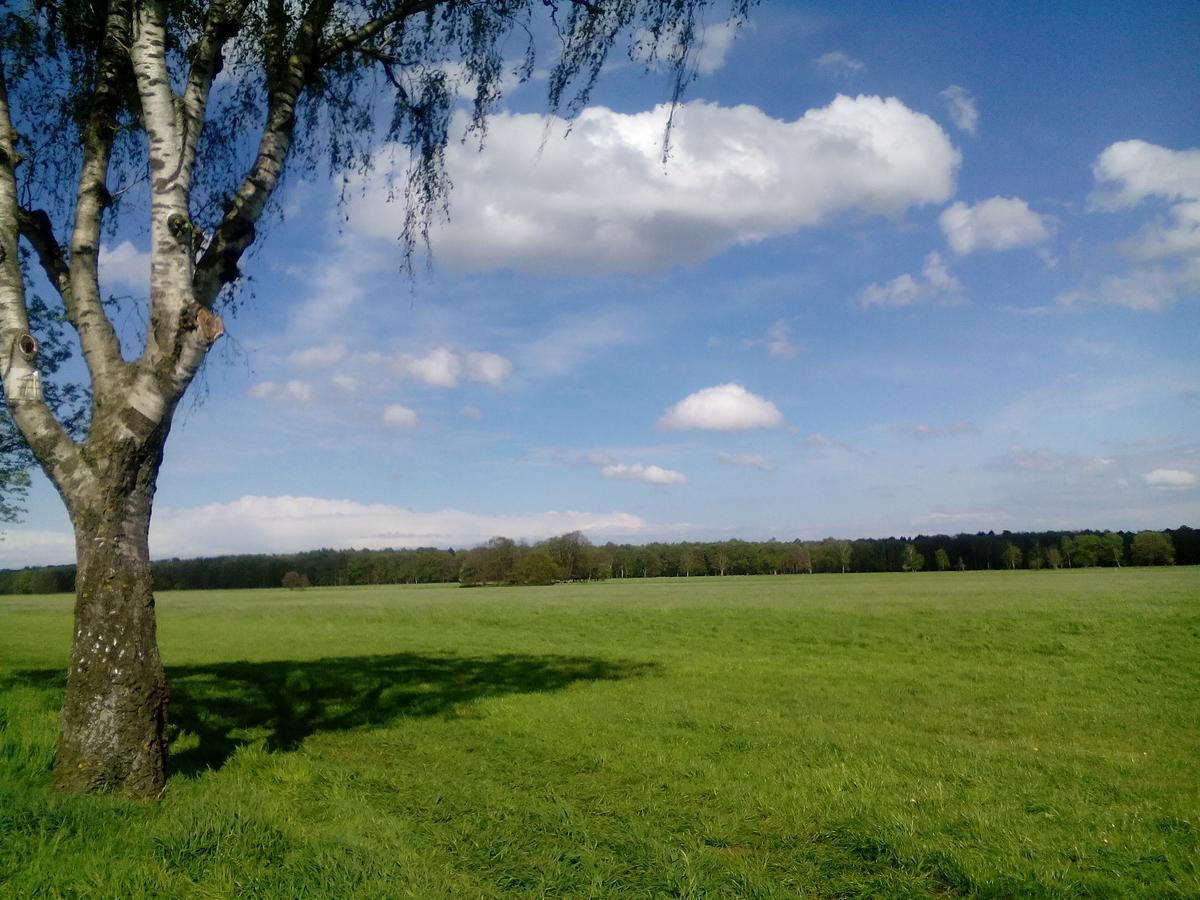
left=4, top=1, right=1200, bottom=566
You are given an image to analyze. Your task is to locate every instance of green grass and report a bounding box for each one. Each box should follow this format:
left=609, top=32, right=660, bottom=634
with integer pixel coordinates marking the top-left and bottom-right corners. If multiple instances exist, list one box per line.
left=2, top=569, right=1198, bottom=897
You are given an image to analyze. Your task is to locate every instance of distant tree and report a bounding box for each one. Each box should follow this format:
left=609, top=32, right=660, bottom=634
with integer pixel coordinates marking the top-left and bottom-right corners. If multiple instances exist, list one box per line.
left=281, top=571, right=309, bottom=590
left=1072, top=534, right=1104, bottom=567
left=934, top=548, right=951, bottom=571
left=678, top=547, right=697, bottom=577
left=1101, top=532, right=1124, bottom=568
left=956, top=556, right=966, bottom=572
left=901, top=544, right=924, bottom=572
left=713, top=548, right=730, bottom=577
left=1131, top=531, right=1175, bottom=566
left=514, top=549, right=558, bottom=586
left=1046, top=546, right=1064, bottom=569
left=837, top=540, right=853, bottom=574
left=1002, top=542, right=1023, bottom=570
left=1060, top=536, right=1075, bottom=568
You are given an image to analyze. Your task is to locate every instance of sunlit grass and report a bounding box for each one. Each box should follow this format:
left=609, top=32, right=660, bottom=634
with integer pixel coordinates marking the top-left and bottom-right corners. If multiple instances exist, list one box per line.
left=2, top=569, right=1197, bottom=896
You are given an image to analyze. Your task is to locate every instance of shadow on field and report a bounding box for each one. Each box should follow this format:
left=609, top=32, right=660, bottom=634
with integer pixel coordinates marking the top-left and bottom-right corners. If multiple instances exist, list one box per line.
left=10, top=653, right=653, bottom=777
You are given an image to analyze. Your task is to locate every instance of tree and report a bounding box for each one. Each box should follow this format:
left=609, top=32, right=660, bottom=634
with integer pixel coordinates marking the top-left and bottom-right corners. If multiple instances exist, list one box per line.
left=1101, top=532, right=1124, bottom=568
left=934, top=548, right=950, bottom=571
left=0, top=0, right=747, bottom=797
left=1045, top=546, right=1063, bottom=569
left=901, top=543, right=924, bottom=572
left=281, top=570, right=309, bottom=590
left=1002, top=541, right=1022, bottom=570
left=514, top=548, right=557, bottom=586
left=1131, top=530, right=1175, bottom=566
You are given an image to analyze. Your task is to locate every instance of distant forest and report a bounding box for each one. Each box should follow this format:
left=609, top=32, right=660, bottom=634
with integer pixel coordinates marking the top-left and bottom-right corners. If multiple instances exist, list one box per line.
left=1, top=526, right=1194, bottom=594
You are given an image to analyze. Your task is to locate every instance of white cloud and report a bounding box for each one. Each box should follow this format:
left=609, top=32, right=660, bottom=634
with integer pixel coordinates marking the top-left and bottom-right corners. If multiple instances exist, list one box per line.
left=1088, top=140, right=1200, bottom=211
left=382, top=404, right=419, bottom=428
left=715, top=451, right=776, bottom=471
left=98, top=241, right=151, bottom=290
left=601, top=463, right=688, bottom=485
left=939, top=197, right=1053, bottom=255
left=395, top=346, right=513, bottom=388
left=1064, top=140, right=1200, bottom=311
left=289, top=343, right=346, bottom=370
left=465, top=351, right=513, bottom=386
left=633, top=18, right=744, bottom=76
left=814, top=51, right=865, bottom=78
left=1143, top=468, right=1196, bottom=489
left=860, top=251, right=964, bottom=307
left=939, top=85, right=978, bottom=135
left=658, top=383, right=783, bottom=431
left=459, top=405, right=483, bottom=419
left=766, top=320, right=799, bottom=358
left=137, top=495, right=651, bottom=557
left=249, top=380, right=314, bottom=404
left=349, top=96, right=960, bottom=275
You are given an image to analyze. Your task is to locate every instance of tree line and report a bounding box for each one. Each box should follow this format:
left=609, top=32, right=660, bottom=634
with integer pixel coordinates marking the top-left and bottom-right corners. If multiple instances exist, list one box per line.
left=0, top=526, right=1193, bottom=595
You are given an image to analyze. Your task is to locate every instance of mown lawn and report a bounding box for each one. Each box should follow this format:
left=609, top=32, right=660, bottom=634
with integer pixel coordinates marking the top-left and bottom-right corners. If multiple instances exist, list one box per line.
left=1, top=569, right=1197, bottom=897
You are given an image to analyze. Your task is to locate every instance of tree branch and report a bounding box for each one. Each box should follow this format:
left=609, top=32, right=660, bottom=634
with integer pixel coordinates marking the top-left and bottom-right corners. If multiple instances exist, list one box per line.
left=0, top=66, right=88, bottom=498
left=319, top=0, right=443, bottom=63
left=66, top=0, right=132, bottom=393
left=16, top=208, right=73, bottom=306
left=193, top=0, right=339, bottom=308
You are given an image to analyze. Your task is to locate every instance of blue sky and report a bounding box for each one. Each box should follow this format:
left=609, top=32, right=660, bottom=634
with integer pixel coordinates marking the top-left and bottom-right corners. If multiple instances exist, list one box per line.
left=5, top=1, right=1199, bottom=565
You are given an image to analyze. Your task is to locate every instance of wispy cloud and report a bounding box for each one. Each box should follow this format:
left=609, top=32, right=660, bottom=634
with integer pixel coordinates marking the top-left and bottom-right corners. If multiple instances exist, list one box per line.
left=715, top=451, right=776, bottom=471
left=939, top=85, right=979, bottom=135
left=814, top=51, right=865, bottom=79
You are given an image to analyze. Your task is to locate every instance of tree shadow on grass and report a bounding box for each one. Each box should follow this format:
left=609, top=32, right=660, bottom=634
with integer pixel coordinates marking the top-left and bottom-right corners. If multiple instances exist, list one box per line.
left=9, top=653, right=655, bottom=778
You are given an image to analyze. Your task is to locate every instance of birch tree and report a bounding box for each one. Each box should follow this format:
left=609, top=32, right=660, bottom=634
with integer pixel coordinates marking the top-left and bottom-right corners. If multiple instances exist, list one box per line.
left=0, top=0, right=748, bottom=797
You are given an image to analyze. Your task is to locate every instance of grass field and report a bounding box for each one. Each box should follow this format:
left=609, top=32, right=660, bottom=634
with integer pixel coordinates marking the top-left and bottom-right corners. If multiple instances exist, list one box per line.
left=1, top=570, right=1198, bottom=897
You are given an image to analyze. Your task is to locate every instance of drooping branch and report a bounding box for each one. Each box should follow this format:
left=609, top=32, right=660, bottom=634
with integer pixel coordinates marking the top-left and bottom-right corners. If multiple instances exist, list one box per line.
left=318, top=0, right=442, bottom=63
left=193, top=0, right=340, bottom=308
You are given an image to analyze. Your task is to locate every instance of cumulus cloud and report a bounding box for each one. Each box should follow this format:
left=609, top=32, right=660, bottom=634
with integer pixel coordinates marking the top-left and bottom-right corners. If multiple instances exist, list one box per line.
left=1063, top=140, right=1200, bottom=310
left=382, top=404, right=419, bottom=428
left=1143, top=468, right=1196, bottom=489
left=98, top=241, right=151, bottom=290
left=349, top=97, right=960, bottom=275
left=860, top=251, right=964, bottom=308
left=601, top=463, right=688, bottom=485
left=394, top=346, right=513, bottom=388
left=939, top=197, right=1053, bottom=255
left=1088, top=140, right=1200, bottom=211
left=814, top=51, right=865, bottom=78
left=939, top=85, right=978, bottom=135
left=249, top=380, right=313, bottom=404
left=459, top=405, right=483, bottom=419
left=715, top=451, right=775, bottom=471
left=657, top=383, right=783, bottom=431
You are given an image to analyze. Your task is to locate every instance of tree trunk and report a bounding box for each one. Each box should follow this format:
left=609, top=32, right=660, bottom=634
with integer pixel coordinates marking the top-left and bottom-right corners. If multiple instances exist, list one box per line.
left=51, top=453, right=168, bottom=797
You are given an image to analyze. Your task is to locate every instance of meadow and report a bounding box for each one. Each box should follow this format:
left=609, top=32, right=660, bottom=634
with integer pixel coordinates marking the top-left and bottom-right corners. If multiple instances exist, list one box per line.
left=1, top=569, right=1197, bottom=898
